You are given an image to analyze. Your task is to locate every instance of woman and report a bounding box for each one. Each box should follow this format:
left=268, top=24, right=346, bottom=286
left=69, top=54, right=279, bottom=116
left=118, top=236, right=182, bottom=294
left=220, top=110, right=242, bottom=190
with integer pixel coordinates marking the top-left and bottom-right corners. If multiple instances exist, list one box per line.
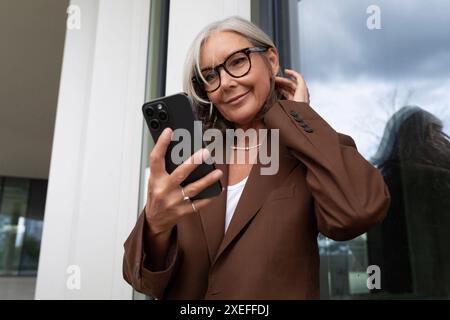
left=368, top=106, right=450, bottom=296
left=123, top=16, right=390, bottom=299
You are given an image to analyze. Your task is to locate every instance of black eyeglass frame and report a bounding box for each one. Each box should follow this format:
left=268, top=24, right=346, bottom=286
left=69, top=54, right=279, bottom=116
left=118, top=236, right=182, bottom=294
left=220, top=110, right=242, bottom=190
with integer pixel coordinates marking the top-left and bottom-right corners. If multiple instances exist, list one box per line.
left=192, top=46, right=271, bottom=94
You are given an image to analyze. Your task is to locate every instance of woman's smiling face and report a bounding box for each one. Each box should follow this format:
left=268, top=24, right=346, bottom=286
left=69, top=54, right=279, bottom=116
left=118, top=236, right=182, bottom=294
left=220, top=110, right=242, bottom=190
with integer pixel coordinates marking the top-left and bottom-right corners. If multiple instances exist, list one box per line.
left=199, top=31, right=279, bottom=127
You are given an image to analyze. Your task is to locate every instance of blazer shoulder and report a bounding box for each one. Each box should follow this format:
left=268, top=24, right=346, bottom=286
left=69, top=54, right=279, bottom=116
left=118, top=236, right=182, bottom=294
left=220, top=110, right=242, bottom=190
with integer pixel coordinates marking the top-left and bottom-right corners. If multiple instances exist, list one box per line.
left=337, top=133, right=357, bottom=148
left=277, top=100, right=358, bottom=148
left=277, top=99, right=319, bottom=120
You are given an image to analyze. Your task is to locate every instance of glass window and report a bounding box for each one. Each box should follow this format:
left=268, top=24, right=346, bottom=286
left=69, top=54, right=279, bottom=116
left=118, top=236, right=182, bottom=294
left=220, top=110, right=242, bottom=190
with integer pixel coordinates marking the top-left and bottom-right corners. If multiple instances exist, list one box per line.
left=269, top=0, right=450, bottom=299
left=0, top=177, right=47, bottom=299
left=0, top=178, right=30, bottom=276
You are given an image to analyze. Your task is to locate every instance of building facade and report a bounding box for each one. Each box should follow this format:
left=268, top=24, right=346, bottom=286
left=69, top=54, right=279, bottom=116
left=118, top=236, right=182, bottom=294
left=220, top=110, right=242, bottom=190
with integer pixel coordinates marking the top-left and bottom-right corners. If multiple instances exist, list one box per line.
left=1, top=0, right=449, bottom=299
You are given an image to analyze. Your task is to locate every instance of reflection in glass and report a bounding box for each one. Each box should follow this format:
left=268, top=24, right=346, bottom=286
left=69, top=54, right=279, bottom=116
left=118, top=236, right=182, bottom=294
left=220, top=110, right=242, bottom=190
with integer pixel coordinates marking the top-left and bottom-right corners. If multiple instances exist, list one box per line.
left=368, top=107, right=450, bottom=297
left=0, top=178, right=29, bottom=275
left=0, top=177, right=47, bottom=299
left=294, top=0, right=450, bottom=299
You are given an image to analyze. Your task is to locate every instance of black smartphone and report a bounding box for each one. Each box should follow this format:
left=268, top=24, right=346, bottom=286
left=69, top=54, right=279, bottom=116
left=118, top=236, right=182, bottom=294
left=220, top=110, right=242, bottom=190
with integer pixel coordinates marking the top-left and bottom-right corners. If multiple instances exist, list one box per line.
left=142, top=92, right=222, bottom=200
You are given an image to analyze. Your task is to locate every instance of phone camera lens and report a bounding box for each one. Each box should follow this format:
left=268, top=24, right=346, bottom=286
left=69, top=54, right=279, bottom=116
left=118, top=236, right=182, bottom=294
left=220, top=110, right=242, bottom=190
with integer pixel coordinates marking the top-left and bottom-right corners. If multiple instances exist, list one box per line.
left=146, top=106, right=155, bottom=118
left=149, top=119, right=160, bottom=131
left=158, top=110, right=168, bottom=122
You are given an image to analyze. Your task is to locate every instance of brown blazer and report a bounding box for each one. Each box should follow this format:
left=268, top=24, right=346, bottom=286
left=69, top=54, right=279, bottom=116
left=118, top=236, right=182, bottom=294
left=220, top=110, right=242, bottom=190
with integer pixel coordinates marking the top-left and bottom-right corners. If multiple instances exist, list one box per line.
left=123, top=100, right=390, bottom=299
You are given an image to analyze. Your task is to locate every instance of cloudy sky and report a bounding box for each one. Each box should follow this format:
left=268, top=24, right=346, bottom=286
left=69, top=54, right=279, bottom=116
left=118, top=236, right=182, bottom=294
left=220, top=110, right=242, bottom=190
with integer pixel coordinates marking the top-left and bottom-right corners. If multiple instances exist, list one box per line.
left=295, top=0, right=450, bottom=159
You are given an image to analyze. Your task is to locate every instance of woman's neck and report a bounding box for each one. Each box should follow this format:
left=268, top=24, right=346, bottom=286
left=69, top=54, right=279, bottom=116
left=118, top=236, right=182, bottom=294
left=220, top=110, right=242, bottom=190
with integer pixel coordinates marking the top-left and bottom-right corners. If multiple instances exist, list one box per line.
left=234, top=119, right=266, bottom=132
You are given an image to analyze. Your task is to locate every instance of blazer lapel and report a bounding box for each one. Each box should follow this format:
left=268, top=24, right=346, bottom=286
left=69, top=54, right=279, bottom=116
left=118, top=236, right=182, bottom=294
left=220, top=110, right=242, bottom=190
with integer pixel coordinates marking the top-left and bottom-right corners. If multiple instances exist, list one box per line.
left=212, top=133, right=298, bottom=266
left=198, top=161, right=228, bottom=266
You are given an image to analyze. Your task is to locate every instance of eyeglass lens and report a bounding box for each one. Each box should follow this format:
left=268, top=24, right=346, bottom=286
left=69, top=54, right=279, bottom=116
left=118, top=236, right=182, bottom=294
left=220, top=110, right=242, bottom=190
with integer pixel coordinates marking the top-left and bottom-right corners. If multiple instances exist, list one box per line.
left=201, top=51, right=251, bottom=92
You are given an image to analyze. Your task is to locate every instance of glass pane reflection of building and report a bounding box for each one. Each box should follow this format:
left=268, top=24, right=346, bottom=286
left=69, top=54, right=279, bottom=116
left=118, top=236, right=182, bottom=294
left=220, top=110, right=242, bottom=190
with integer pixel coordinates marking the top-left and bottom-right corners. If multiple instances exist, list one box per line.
left=0, top=177, right=47, bottom=299
left=295, top=0, right=450, bottom=299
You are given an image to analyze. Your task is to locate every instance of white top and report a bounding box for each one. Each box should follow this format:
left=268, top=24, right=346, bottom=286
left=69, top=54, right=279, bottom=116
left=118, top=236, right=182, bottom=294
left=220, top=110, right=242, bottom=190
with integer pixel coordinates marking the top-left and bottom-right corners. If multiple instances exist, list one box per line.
left=225, top=176, right=249, bottom=233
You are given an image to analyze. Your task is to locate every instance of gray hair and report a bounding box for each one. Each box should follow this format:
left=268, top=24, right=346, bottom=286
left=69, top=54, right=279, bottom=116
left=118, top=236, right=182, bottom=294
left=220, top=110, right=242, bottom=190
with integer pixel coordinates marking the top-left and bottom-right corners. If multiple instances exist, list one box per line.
left=182, top=16, right=282, bottom=133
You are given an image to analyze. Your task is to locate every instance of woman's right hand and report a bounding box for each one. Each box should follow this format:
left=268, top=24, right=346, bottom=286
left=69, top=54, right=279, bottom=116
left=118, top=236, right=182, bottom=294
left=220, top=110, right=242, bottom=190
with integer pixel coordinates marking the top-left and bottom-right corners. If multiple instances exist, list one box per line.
left=145, top=127, right=223, bottom=236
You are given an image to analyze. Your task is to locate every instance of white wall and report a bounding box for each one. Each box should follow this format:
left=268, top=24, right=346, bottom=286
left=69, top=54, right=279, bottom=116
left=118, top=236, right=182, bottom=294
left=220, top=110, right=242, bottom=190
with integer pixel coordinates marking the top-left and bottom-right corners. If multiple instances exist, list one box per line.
left=35, top=0, right=150, bottom=299
left=35, top=0, right=250, bottom=300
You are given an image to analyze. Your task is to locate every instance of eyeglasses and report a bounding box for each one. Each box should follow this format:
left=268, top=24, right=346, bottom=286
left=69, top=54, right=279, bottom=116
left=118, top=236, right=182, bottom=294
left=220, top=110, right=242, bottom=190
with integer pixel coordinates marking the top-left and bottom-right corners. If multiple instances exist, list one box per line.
left=192, top=46, right=270, bottom=94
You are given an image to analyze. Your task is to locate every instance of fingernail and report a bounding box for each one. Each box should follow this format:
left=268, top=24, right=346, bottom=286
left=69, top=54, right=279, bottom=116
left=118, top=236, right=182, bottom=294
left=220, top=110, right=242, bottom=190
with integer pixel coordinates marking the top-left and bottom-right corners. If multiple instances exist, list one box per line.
left=202, top=148, right=210, bottom=161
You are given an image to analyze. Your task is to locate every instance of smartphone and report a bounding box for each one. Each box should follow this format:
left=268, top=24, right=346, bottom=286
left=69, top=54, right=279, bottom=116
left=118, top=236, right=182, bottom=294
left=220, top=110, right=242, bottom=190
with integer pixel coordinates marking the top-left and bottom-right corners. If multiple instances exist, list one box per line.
left=142, top=92, right=222, bottom=200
